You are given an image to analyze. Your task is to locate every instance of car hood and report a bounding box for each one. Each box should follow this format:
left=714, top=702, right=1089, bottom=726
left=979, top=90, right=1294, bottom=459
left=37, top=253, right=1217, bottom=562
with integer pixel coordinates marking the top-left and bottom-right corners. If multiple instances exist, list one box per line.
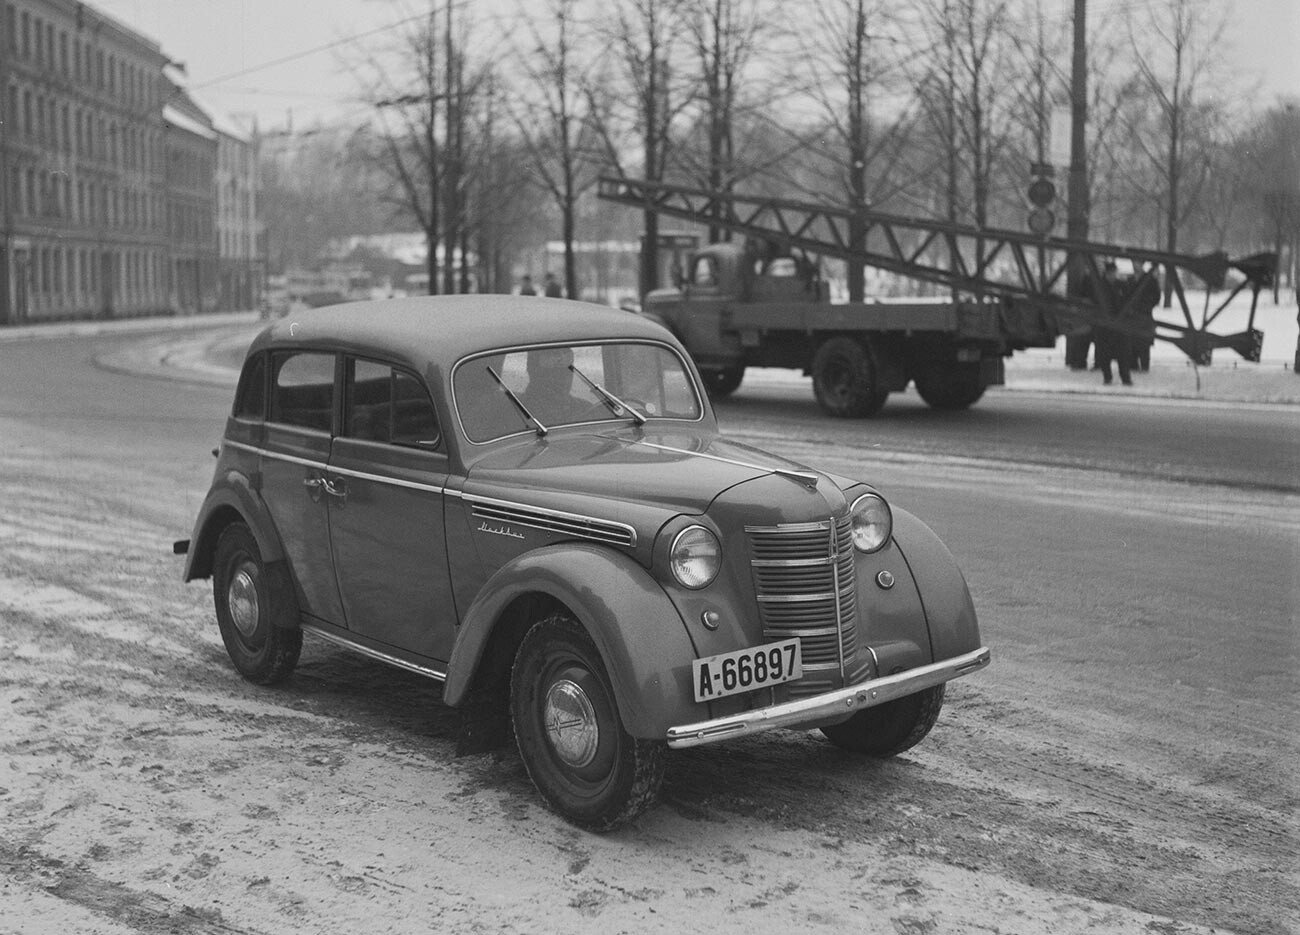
left=462, top=428, right=830, bottom=516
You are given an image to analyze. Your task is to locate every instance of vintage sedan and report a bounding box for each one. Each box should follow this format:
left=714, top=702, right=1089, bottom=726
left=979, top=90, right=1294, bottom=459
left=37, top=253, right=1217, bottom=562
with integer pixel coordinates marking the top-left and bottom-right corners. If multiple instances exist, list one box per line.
left=178, top=296, right=989, bottom=829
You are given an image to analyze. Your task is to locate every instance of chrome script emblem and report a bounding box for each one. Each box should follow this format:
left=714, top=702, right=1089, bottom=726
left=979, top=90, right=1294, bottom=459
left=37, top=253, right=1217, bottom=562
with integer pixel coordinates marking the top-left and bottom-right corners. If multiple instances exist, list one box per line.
left=478, top=521, right=525, bottom=540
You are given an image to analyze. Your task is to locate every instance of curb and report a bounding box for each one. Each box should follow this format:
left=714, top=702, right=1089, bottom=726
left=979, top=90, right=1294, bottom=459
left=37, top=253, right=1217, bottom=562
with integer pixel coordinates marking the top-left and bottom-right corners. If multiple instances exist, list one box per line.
left=0, top=310, right=264, bottom=344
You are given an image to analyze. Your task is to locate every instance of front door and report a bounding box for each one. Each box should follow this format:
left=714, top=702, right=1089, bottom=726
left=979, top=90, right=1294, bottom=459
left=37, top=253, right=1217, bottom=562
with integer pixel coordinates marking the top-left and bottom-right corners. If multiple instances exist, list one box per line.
left=327, top=359, right=455, bottom=661
left=261, top=349, right=344, bottom=623
left=680, top=253, right=736, bottom=366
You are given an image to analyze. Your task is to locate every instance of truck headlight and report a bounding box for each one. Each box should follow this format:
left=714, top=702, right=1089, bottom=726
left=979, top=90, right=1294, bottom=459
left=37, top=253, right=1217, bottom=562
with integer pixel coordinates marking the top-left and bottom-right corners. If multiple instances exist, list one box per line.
left=670, top=525, right=721, bottom=589
left=850, top=493, right=892, bottom=553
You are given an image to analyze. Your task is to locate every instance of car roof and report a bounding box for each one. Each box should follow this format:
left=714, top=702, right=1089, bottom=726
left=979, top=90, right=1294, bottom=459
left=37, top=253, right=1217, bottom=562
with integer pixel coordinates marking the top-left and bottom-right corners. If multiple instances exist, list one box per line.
left=247, top=295, right=675, bottom=373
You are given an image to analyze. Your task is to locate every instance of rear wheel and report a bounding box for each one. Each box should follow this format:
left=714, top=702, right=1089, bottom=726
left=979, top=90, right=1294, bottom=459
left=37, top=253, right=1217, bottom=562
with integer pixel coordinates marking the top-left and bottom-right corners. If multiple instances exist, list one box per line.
left=510, top=613, right=664, bottom=830
left=914, top=362, right=985, bottom=410
left=820, top=685, right=945, bottom=756
left=212, top=524, right=302, bottom=685
left=811, top=336, right=887, bottom=417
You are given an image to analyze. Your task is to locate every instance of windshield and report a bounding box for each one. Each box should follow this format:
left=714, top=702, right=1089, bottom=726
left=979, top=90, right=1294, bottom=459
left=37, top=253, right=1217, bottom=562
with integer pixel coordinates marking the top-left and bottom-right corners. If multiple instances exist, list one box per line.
left=454, top=341, right=703, bottom=443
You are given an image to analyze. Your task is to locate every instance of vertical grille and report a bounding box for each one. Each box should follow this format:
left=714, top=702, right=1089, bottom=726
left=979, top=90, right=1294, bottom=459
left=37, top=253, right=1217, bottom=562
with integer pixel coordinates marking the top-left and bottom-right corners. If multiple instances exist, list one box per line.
left=746, top=517, right=857, bottom=693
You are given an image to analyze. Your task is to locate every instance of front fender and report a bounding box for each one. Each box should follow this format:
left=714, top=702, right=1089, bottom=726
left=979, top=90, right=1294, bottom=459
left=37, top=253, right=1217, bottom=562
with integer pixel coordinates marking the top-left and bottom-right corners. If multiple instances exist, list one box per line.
left=443, top=544, right=701, bottom=738
left=182, top=473, right=285, bottom=581
left=890, top=508, right=981, bottom=661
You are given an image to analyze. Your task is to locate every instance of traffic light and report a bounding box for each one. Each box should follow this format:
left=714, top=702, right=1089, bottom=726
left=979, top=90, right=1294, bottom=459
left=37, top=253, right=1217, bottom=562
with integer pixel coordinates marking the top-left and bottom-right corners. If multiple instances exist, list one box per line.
left=1027, top=163, right=1056, bottom=236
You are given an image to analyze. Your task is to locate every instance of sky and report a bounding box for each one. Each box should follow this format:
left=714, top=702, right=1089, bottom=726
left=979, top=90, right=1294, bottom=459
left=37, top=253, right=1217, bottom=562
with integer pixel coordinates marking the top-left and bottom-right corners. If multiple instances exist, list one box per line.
left=96, top=0, right=1300, bottom=132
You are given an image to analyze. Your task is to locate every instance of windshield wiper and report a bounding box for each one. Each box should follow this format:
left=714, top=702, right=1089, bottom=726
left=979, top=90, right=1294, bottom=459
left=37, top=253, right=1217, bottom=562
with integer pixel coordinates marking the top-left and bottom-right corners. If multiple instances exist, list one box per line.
left=568, top=364, right=648, bottom=426
left=486, top=365, right=549, bottom=436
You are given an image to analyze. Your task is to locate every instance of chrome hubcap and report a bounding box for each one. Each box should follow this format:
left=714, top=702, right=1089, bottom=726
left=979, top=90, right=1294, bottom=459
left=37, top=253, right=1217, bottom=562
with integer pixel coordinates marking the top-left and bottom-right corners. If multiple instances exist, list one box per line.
left=228, top=565, right=260, bottom=638
left=544, top=678, right=599, bottom=768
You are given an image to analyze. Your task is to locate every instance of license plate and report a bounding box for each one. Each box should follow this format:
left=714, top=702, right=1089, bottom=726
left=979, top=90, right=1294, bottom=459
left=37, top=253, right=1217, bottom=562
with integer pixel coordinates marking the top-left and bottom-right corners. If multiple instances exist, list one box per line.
left=692, top=639, right=802, bottom=702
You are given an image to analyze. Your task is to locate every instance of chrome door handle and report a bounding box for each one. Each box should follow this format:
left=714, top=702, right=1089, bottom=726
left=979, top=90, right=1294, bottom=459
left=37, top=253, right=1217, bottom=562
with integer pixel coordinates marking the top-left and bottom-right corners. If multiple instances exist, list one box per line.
left=303, top=475, right=345, bottom=499
left=320, top=476, right=347, bottom=500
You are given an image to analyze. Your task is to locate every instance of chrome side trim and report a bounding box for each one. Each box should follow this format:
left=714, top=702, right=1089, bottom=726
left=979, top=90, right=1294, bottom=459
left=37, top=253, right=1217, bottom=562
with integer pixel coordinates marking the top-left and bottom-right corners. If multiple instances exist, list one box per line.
left=226, top=440, right=449, bottom=495
left=225, top=439, right=324, bottom=471
left=301, top=623, right=448, bottom=682
left=328, top=464, right=447, bottom=495
left=666, top=647, right=991, bottom=749
left=465, top=493, right=637, bottom=548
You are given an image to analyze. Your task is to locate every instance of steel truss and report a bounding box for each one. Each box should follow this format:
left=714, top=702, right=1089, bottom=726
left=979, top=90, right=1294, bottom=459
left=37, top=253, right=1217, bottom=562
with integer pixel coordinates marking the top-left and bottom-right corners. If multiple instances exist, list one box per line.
left=598, top=177, right=1276, bottom=365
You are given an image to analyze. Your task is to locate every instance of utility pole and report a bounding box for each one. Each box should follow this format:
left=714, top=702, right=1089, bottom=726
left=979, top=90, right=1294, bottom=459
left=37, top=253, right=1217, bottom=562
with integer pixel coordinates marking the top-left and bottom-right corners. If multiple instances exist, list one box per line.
left=0, top=10, right=12, bottom=325
left=1063, top=0, right=1091, bottom=369
left=1066, top=0, right=1089, bottom=254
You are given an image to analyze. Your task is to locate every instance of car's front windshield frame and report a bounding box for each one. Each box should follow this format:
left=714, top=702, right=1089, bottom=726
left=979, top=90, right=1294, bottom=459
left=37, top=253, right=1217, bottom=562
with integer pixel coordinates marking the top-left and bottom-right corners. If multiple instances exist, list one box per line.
left=451, top=339, right=705, bottom=445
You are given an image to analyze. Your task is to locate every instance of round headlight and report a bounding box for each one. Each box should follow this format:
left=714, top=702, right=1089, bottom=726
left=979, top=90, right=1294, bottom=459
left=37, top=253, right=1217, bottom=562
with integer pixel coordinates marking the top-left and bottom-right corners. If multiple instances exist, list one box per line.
left=850, top=493, right=892, bottom=553
left=670, top=525, right=722, bottom=589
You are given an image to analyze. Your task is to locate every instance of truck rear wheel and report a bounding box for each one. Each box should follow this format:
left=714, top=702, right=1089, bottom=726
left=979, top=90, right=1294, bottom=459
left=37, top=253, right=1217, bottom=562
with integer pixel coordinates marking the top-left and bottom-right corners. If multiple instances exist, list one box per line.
left=811, top=336, right=887, bottom=418
left=914, top=362, right=985, bottom=410
left=700, top=365, right=744, bottom=399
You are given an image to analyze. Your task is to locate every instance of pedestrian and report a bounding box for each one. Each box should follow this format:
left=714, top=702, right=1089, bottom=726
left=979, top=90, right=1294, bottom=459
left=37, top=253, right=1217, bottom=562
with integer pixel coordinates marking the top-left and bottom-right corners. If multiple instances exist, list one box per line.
left=543, top=272, right=563, bottom=298
left=1091, top=261, right=1133, bottom=386
left=1128, top=265, right=1160, bottom=372
left=518, top=274, right=536, bottom=297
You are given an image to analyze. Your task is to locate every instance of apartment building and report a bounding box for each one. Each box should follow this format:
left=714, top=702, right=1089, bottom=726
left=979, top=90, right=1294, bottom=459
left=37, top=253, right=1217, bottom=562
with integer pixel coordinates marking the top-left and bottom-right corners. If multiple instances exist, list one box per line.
left=1, top=0, right=171, bottom=323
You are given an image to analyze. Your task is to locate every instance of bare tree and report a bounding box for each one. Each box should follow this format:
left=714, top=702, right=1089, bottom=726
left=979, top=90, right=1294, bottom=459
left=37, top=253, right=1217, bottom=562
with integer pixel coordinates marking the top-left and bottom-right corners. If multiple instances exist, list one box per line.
left=1240, top=103, right=1300, bottom=296
left=1125, top=0, right=1230, bottom=295
left=681, top=0, right=769, bottom=242
left=508, top=0, right=608, bottom=299
left=356, top=6, right=446, bottom=294
left=790, top=0, right=913, bottom=300
left=591, top=0, right=692, bottom=296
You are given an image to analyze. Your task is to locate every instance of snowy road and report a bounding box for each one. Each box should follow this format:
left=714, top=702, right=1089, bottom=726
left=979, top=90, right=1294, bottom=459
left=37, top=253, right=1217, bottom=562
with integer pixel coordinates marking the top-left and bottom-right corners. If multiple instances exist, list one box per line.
left=0, top=327, right=1296, bottom=934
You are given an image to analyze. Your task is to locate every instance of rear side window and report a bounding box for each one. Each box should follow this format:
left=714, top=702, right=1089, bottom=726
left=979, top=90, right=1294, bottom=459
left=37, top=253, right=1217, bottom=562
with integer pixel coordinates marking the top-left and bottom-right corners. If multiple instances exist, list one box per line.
left=345, top=358, right=441, bottom=449
left=233, top=352, right=266, bottom=419
left=269, top=352, right=335, bottom=432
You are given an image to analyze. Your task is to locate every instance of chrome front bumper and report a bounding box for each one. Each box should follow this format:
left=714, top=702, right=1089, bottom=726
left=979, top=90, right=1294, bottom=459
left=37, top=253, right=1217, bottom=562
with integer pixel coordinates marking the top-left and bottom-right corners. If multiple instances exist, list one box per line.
left=665, top=646, right=991, bottom=749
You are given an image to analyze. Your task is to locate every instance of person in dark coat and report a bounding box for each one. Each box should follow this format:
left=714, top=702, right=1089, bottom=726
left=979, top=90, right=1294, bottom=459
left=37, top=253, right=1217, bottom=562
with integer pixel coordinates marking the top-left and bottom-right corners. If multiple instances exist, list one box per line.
left=1091, top=261, right=1133, bottom=386
left=543, top=272, right=563, bottom=298
left=1129, top=265, right=1160, bottom=372
left=518, top=275, right=536, bottom=296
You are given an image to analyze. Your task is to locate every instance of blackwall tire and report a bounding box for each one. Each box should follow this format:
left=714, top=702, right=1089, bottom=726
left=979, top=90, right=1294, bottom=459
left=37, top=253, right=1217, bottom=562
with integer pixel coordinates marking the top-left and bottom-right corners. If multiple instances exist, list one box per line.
left=701, top=365, right=745, bottom=399
left=811, top=336, right=887, bottom=417
left=510, top=613, right=664, bottom=830
left=820, top=684, right=945, bottom=757
left=914, top=363, right=986, bottom=410
left=212, top=523, right=302, bottom=685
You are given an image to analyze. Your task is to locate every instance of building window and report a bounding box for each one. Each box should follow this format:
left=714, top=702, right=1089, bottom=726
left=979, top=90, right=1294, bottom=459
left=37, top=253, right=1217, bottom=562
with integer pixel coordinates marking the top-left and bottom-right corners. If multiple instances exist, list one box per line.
left=59, top=31, right=67, bottom=74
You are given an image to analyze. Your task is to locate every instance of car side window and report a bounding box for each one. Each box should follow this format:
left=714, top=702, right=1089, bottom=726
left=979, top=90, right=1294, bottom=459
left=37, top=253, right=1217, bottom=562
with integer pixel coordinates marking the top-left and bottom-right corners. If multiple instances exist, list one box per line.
left=269, top=351, right=335, bottom=432
left=233, top=352, right=266, bottom=420
left=345, top=358, right=441, bottom=450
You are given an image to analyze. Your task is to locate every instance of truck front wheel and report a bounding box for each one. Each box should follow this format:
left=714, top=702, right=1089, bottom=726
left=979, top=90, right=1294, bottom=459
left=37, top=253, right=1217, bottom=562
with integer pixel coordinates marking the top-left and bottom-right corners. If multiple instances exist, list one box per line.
left=914, top=362, right=986, bottom=410
left=812, top=336, right=887, bottom=417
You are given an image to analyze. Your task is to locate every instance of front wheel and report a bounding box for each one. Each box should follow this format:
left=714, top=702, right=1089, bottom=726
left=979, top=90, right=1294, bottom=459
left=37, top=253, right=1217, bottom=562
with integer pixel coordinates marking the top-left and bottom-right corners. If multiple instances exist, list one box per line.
left=811, top=336, right=887, bottom=417
left=213, top=523, right=302, bottom=685
left=914, top=362, right=986, bottom=410
left=510, top=613, right=664, bottom=830
left=820, top=685, right=945, bottom=756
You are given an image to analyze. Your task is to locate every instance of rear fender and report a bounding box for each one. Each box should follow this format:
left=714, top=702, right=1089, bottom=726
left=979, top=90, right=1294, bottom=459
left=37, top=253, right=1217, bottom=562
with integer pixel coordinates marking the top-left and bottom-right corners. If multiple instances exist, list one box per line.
left=183, top=474, right=285, bottom=581
left=444, top=544, right=700, bottom=738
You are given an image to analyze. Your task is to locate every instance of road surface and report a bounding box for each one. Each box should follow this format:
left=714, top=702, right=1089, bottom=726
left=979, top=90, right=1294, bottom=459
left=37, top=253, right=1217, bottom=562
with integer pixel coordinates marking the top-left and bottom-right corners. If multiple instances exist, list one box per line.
left=0, top=325, right=1296, bottom=935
